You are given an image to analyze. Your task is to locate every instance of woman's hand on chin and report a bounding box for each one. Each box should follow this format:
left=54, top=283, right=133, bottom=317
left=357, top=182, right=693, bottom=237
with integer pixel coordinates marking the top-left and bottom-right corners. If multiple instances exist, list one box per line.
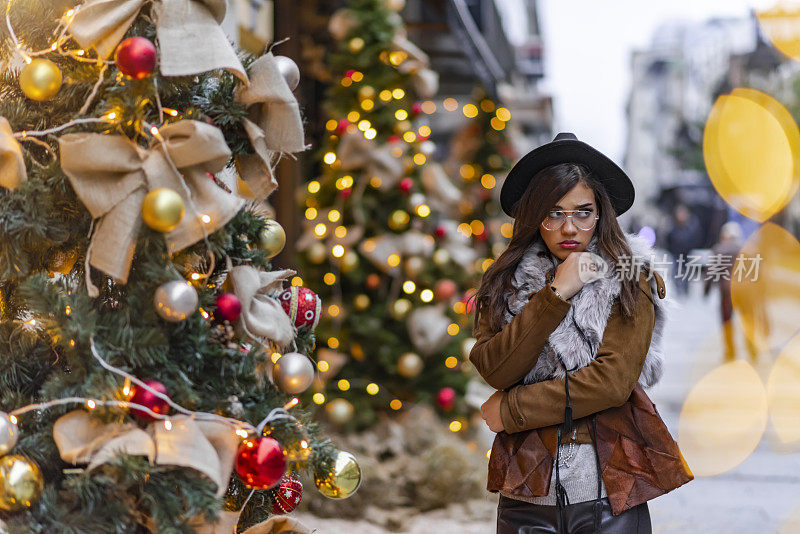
left=481, top=390, right=506, bottom=433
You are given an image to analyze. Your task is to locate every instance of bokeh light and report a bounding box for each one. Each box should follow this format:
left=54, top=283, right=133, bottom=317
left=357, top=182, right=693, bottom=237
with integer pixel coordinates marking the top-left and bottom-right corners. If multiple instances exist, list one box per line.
left=703, top=88, right=800, bottom=222
left=678, top=360, right=767, bottom=477
left=731, top=222, right=800, bottom=352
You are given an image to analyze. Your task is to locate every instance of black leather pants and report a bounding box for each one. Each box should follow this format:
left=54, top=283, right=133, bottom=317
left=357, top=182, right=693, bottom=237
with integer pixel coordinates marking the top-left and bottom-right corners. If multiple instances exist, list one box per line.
left=496, top=494, right=652, bottom=534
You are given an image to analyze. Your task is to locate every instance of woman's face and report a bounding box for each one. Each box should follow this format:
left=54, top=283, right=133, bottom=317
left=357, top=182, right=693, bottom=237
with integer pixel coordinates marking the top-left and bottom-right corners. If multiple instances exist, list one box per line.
left=539, top=182, right=598, bottom=262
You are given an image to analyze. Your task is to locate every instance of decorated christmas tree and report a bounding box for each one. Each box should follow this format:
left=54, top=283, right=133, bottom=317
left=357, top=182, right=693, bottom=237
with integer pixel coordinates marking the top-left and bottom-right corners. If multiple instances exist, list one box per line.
left=0, top=0, right=359, bottom=531
left=295, top=0, right=477, bottom=430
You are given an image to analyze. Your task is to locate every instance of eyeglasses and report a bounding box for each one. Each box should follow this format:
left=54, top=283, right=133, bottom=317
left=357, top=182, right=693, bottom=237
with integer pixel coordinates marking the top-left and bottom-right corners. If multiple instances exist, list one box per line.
left=541, top=209, right=599, bottom=231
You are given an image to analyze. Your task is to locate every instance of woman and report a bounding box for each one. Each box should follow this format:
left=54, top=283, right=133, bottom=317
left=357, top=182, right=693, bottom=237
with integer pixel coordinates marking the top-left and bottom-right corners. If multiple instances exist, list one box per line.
left=469, top=133, right=693, bottom=533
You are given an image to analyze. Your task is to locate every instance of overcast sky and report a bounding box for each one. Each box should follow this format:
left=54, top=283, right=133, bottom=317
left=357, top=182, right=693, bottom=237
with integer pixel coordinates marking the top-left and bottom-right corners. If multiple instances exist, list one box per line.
left=497, top=0, right=775, bottom=162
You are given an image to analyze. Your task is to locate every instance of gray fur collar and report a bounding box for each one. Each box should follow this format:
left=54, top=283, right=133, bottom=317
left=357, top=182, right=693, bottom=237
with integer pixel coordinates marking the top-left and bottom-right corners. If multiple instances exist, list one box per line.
left=502, top=231, right=673, bottom=389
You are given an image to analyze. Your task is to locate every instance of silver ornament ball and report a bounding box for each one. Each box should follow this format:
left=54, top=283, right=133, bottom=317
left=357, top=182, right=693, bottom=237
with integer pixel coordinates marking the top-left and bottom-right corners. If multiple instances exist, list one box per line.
left=0, top=413, right=18, bottom=456
left=274, top=56, right=300, bottom=92
left=154, top=281, right=199, bottom=322
left=272, top=352, right=315, bottom=394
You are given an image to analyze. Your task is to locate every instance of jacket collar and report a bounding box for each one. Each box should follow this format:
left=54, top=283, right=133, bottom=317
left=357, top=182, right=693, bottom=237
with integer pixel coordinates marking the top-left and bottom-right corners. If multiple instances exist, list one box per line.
left=502, top=231, right=672, bottom=388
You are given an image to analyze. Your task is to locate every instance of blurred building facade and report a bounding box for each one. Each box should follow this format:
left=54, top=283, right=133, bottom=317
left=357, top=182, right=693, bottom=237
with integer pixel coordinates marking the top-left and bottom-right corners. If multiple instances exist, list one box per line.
left=402, top=0, right=553, bottom=154
left=623, top=13, right=800, bottom=245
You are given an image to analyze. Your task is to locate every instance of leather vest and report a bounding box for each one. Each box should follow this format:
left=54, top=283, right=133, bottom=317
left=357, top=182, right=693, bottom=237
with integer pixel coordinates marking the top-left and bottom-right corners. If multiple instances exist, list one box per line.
left=486, top=383, right=694, bottom=515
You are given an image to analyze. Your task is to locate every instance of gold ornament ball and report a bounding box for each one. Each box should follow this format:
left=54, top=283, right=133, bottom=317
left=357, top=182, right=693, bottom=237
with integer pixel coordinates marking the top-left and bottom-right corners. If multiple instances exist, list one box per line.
left=397, top=352, right=423, bottom=378
left=433, top=248, right=451, bottom=266
left=340, top=250, right=360, bottom=273
left=258, top=219, right=287, bottom=258
left=48, top=248, right=79, bottom=275
left=307, top=242, right=327, bottom=264
left=403, top=256, right=425, bottom=278
left=353, top=294, right=370, bottom=311
left=141, top=188, right=185, bottom=232
left=390, top=298, right=412, bottom=320
left=357, top=85, right=376, bottom=101
left=325, top=398, right=354, bottom=425
left=19, top=58, right=62, bottom=101
left=349, top=37, right=365, bottom=54
left=315, top=450, right=362, bottom=499
left=0, top=455, right=43, bottom=512
left=388, top=209, right=410, bottom=231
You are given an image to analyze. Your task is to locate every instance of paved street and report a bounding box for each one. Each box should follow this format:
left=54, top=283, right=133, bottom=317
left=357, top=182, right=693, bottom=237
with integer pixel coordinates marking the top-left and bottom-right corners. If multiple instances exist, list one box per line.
left=646, top=277, right=800, bottom=534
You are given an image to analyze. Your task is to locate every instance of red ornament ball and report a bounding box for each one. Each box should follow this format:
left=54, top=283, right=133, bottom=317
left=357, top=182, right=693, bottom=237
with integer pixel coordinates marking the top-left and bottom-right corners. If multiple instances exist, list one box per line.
left=336, top=119, right=350, bottom=134
left=388, top=135, right=401, bottom=143
left=215, top=293, right=242, bottom=322
left=412, top=102, right=423, bottom=115
left=475, top=229, right=488, bottom=241
left=129, top=380, right=169, bottom=422
left=235, top=437, right=286, bottom=490
left=436, top=387, right=456, bottom=411
left=279, top=286, right=322, bottom=329
left=399, top=177, right=414, bottom=194
left=340, top=187, right=352, bottom=198
left=115, top=37, right=157, bottom=79
left=434, top=279, right=458, bottom=301
left=434, top=225, right=447, bottom=238
left=268, top=474, right=303, bottom=514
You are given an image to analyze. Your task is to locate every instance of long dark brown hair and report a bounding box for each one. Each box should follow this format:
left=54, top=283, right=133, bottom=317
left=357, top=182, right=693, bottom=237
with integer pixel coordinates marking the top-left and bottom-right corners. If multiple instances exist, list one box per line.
left=472, top=163, right=639, bottom=336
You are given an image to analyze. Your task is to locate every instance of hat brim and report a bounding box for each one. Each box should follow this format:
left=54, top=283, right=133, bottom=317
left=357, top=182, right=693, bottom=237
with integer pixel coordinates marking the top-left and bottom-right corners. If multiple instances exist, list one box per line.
left=500, top=139, right=635, bottom=218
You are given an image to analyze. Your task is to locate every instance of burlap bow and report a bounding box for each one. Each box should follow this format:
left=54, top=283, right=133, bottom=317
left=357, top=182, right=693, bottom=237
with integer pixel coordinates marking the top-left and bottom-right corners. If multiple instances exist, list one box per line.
left=53, top=410, right=241, bottom=497
left=68, top=0, right=247, bottom=81
left=59, top=120, right=245, bottom=291
left=0, top=117, right=26, bottom=190
left=228, top=264, right=296, bottom=349
left=234, top=53, right=307, bottom=200
left=337, top=130, right=405, bottom=190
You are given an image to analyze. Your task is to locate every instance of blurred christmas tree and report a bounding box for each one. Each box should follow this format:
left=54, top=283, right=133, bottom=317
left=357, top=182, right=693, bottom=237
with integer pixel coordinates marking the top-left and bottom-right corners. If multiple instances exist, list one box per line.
left=295, top=0, right=476, bottom=430
left=443, top=86, right=517, bottom=266
left=0, top=0, right=359, bottom=531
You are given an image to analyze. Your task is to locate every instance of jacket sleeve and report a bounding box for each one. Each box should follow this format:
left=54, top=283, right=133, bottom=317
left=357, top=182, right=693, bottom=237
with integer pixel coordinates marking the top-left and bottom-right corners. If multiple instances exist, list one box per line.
left=499, top=274, right=656, bottom=433
left=468, top=283, right=572, bottom=390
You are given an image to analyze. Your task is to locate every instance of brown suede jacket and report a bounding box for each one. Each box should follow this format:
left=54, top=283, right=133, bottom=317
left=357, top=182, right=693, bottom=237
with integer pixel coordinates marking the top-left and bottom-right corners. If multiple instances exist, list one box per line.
left=469, top=269, right=694, bottom=514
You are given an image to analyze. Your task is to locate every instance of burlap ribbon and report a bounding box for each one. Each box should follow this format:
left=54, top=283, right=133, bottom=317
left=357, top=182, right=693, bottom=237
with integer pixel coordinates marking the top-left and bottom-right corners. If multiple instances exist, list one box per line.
left=59, top=120, right=245, bottom=290
left=234, top=53, right=307, bottom=200
left=228, top=264, right=296, bottom=349
left=53, top=410, right=241, bottom=497
left=337, top=131, right=405, bottom=190
left=69, top=0, right=247, bottom=81
left=0, top=118, right=26, bottom=190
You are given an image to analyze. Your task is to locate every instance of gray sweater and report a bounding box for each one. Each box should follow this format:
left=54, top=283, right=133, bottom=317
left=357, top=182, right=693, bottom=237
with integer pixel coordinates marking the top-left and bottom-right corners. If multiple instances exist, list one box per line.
left=499, top=443, right=607, bottom=505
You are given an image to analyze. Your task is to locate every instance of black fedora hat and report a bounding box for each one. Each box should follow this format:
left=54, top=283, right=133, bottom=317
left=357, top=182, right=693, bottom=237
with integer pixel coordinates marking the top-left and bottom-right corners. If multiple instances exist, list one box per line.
left=500, top=132, right=635, bottom=218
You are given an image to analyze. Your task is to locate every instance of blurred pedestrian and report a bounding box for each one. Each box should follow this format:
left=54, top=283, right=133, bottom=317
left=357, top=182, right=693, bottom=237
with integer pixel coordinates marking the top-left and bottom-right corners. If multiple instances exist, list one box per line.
left=666, top=204, right=701, bottom=297
left=704, top=222, right=765, bottom=362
